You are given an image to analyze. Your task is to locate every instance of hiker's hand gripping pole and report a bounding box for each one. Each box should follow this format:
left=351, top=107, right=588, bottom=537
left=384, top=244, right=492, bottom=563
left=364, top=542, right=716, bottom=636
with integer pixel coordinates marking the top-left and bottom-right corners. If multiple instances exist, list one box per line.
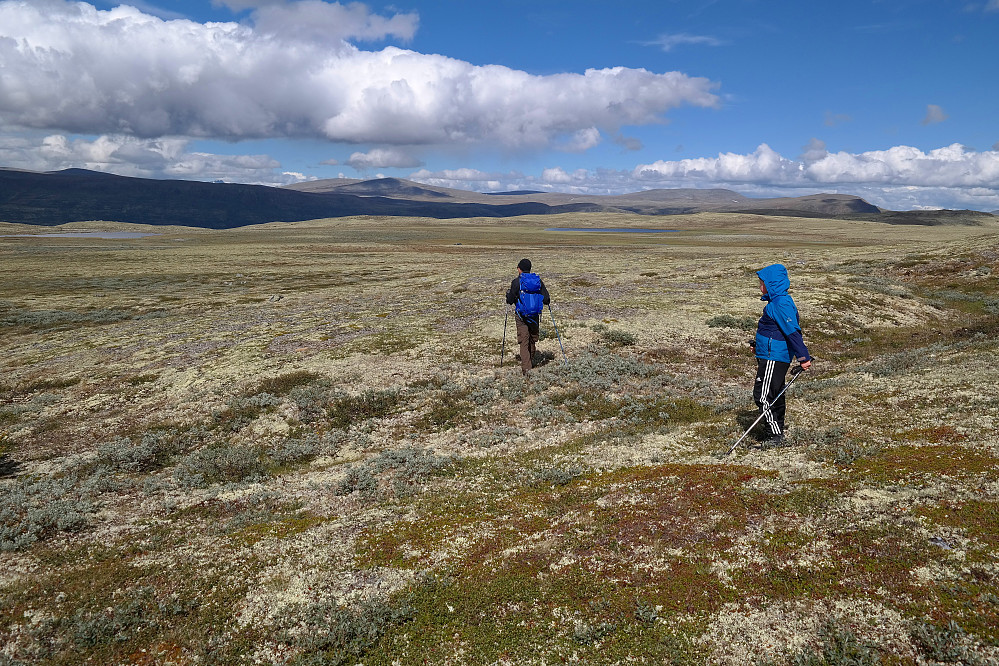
left=726, top=364, right=805, bottom=456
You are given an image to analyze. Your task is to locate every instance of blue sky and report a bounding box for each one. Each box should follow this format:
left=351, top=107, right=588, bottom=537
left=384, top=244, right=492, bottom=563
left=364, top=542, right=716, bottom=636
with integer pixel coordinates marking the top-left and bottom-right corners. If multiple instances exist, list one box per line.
left=1, top=0, right=997, bottom=210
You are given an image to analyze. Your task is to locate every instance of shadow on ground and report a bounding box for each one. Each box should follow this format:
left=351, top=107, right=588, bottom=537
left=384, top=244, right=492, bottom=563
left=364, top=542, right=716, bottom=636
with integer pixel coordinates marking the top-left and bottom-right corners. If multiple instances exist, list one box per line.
left=0, top=453, right=22, bottom=479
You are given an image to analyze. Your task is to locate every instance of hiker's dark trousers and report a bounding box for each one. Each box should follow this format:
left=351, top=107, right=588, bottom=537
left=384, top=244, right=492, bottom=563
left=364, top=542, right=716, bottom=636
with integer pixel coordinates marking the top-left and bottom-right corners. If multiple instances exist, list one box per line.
left=754, top=359, right=789, bottom=437
left=515, top=313, right=540, bottom=375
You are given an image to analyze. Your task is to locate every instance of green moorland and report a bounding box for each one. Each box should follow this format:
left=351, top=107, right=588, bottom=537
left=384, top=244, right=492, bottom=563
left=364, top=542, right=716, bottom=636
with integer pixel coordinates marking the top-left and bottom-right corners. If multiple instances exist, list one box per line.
left=1, top=212, right=998, bottom=665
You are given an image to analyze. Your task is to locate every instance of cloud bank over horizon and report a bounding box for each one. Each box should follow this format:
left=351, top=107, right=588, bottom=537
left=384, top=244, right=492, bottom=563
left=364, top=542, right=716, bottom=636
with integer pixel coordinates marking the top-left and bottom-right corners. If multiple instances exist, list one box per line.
left=417, top=143, right=999, bottom=211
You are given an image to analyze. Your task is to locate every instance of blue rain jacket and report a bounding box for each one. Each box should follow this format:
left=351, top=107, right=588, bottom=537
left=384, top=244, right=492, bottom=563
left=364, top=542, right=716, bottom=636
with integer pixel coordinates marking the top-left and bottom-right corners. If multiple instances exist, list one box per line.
left=755, top=264, right=811, bottom=363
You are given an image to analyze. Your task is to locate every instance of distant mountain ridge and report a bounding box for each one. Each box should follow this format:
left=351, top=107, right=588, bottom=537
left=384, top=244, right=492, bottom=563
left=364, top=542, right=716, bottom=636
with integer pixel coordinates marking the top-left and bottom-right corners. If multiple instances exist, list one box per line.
left=1, top=168, right=993, bottom=229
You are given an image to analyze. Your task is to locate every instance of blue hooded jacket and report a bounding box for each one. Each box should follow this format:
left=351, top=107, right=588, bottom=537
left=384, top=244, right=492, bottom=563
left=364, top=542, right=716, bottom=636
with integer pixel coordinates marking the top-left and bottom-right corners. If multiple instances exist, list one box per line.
left=755, top=264, right=810, bottom=363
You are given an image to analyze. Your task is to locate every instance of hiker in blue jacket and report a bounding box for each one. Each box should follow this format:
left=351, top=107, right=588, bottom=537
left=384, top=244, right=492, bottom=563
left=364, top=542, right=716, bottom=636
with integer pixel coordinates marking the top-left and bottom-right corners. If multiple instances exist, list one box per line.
left=753, top=264, right=812, bottom=447
left=505, top=258, right=550, bottom=376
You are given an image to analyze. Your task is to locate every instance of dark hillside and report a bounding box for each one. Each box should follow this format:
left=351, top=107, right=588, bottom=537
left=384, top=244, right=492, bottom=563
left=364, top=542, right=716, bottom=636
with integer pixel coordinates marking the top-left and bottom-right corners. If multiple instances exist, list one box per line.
left=858, top=209, right=997, bottom=225
left=0, top=169, right=585, bottom=227
left=1, top=168, right=991, bottom=228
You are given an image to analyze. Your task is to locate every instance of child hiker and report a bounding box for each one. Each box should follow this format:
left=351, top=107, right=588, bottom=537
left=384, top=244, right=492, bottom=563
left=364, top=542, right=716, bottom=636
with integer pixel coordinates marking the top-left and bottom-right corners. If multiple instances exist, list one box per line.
left=505, top=258, right=551, bottom=376
left=753, top=264, right=812, bottom=447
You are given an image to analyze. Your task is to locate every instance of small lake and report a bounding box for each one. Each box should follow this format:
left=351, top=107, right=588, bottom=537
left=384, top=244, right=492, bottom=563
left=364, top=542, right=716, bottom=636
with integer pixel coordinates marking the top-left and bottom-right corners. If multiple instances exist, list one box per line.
left=545, top=227, right=680, bottom=233
left=0, top=232, right=160, bottom=239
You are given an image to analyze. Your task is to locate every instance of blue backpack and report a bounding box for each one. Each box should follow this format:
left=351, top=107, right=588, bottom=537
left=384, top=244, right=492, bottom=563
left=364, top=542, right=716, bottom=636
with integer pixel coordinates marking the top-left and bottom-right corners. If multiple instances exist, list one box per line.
left=517, top=273, right=544, bottom=321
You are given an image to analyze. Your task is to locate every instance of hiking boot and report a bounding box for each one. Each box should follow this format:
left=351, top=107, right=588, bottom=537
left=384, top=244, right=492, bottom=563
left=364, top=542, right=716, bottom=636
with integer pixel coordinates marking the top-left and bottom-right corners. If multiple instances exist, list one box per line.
left=762, top=435, right=787, bottom=450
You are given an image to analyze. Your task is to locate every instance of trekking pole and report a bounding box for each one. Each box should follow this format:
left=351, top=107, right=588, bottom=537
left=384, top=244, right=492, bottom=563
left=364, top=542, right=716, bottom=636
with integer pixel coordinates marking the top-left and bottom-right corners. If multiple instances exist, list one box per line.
left=548, top=304, right=569, bottom=366
left=726, top=365, right=804, bottom=456
left=500, top=308, right=509, bottom=367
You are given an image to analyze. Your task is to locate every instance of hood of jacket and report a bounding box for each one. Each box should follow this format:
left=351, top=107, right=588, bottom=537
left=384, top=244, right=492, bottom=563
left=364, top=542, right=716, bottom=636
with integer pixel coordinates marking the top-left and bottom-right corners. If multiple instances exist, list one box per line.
left=757, top=264, right=790, bottom=301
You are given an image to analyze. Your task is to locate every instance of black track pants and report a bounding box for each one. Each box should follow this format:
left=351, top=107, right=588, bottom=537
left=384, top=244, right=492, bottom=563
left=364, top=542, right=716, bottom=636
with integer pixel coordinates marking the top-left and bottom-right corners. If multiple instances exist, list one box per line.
left=754, top=359, right=789, bottom=437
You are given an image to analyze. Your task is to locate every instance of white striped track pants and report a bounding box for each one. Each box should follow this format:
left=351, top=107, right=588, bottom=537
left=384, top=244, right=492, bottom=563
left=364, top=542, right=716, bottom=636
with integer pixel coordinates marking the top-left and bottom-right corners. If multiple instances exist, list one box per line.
left=753, top=358, right=790, bottom=437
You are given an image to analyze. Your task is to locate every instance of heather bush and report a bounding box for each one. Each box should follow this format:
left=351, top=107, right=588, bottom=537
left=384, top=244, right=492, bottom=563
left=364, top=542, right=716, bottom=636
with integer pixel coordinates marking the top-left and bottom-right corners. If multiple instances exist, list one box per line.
left=532, top=466, right=583, bottom=486
left=173, top=445, right=267, bottom=488
left=267, top=431, right=345, bottom=467
left=255, top=371, right=325, bottom=397
left=212, top=392, right=282, bottom=432
left=27, top=586, right=193, bottom=658
left=911, top=620, right=990, bottom=665
left=96, top=426, right=210, bottom=474
left=289, top=380, right=335, bottom=423
left=328, top=388, right=402, bottom=430
left=573, top=620, right=616, bottom=645
left=540, top=349, right=657, bottom=391
left=783, top=621, right=881, bottom=666
left=706, top=314, right=757, bottom=330
left=0, top=474, right=97, bottom=551
left=335, top=447, right=456, bottom=499
left=277, top=596, right=415, bottom=665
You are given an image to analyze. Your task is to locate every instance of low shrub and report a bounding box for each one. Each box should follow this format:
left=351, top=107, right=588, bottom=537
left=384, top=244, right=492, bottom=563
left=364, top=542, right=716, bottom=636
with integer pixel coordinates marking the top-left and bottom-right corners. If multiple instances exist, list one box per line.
left=0, top=474, right=97, bottom=551
left=546, top=350, right=658, bottom=391
left=267, top=431, right=345, bottom=467
left=786, top=621, right=881, bottom=666
left=29, top=586, right=193, bottom=657
left=335, top=447, right=456, bottom=499
left=254, top=371, right=325, bottom=397
left=706, top=314, right=757, bottom=330
left=599, top=329, right=637, bottom=346
left=911, top=620, right=989, bottom=665
left=328, top=389, right=402, bottom=430
left=415, top=393, right=475, bottom=431
left=0, top=304, right=136, bottom=330
left=288, top=380, right=335, bottom=424
left=573, top=621, right=616, bottom=645
left=277, top=596, right=415, bottom=664
left=798, top=427, right=872, bottom=466
left=213, top=393, right=282, bottom=432
left=532, top=466, right=583, bottom=486
left=174, top=445, right=267, bottom=488
left=96, top=426, right=210, bottom=475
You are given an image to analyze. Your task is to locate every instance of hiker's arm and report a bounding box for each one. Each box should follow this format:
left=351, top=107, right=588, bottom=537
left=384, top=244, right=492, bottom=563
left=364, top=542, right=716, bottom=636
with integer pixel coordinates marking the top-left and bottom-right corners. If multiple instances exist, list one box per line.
left=771, top=300, right=810, bottom=363
left=785, top=330, right=811, bottom=364
left=540, top=279, right=551, bottom=305
left=505, top=277, right=519, bottom=305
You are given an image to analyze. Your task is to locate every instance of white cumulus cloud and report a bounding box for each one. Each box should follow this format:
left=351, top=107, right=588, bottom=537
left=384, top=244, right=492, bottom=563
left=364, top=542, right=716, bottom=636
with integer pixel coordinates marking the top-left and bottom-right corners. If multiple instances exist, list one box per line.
left=345, top=148, right=423, bottom=169
left=635, top=144, right=804, bottom=184
left=560, top=128, right=602, bottom=153
left=408, top=143, right=999, bottom=210
left=629, top=143, right=999, bottom=209
left=0, top=133, right=299, bottom=184
left=806, top=144, right=999, bottom=188
left=634, top=143, right=999, bottom=191
left=409, top=167, right=511, bottom=192
left=0, top=0, right=719, bottom=150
